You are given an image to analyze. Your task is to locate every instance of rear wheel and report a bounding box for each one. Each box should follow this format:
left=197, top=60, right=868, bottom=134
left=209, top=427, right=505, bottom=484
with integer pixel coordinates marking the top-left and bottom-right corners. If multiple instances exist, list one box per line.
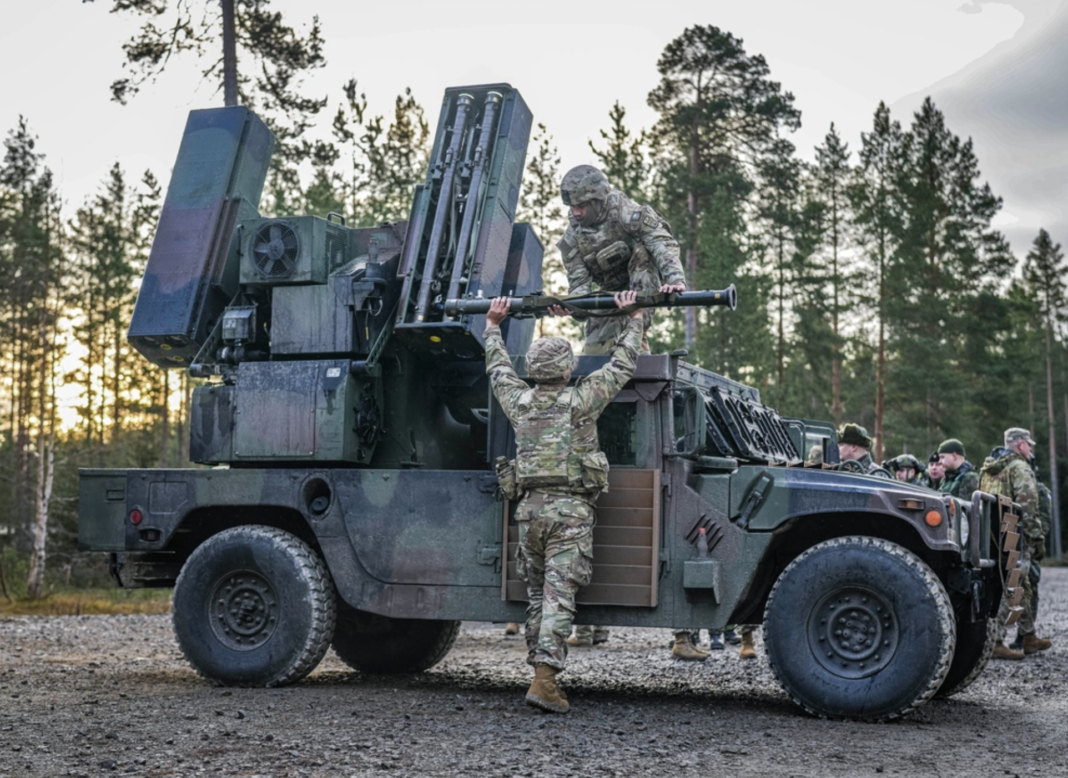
left=172, top=525, right=336, bottom=687
left=764, top=536, right=955, bottom=721
left=936, top=617, right=995, bottom=698
left=331, top=602, right=459, bottom=673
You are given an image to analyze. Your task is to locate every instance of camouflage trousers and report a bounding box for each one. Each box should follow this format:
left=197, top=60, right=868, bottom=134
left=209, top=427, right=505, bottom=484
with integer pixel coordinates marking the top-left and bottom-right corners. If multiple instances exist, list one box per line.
left=1028, top=554, right=1042, bottom=621
left=998, top=545, right=1037, bottom=640
left=581, top=245, right=658, bottom=356
left=571, top=625, right=610, bottom=642
left=515, top=490, right=595, bottom=671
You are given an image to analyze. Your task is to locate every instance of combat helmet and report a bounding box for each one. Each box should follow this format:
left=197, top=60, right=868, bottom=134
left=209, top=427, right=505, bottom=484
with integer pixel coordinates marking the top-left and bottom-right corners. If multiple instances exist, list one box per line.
left=526, top=337, right=575, bottom=382
left=560, top=165, right=610, bottom=206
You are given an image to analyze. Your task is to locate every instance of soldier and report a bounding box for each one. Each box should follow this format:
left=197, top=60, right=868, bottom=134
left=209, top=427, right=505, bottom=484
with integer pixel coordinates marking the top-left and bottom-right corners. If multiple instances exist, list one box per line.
left=836, top=424, right=892, bottom=478
left=978, top=427, right=1053, bottom=659
left=918, top=452, right=944, bottom=490
left=937, top=439, right=979, bottom=501
left=886, top=454, right=925, bottom=485
left=557, top=165, right=687, bottom=355
left=484, top=291, right=642, bottom=714
left=1012, top=454, right=1052, bottom=653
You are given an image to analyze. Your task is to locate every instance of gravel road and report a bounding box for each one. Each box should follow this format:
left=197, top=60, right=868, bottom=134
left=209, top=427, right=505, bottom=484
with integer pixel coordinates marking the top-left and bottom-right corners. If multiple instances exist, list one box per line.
left=2, top=569, right=1066, bottom=778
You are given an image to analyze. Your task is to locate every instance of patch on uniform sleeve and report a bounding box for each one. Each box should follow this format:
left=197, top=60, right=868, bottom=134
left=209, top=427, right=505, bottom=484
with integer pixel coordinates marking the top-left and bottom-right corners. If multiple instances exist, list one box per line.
left=631, top=212, right=641, bottom=222
left=642, top=212, right=659, bottom=229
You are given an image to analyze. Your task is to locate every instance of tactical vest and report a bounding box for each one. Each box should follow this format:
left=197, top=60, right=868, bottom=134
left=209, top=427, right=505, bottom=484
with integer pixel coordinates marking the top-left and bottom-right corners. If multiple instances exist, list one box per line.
left=513, top=389, right=610, bottom=494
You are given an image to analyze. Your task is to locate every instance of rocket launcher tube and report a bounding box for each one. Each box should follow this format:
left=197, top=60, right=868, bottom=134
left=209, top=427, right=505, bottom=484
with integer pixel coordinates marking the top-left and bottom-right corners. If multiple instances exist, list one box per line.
left=442, top=285, right=737, bottom=319
left=415, top=93, right=474, bottom=322
left=446, top=92, right=502, bottom=301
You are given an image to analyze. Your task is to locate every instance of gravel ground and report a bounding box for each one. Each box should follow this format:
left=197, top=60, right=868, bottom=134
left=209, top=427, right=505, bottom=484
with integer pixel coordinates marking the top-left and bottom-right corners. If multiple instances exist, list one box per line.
left=1, top=569, right=1066, bottom=778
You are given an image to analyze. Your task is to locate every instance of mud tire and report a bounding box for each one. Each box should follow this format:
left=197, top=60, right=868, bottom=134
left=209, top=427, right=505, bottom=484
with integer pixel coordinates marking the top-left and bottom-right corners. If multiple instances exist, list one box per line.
left=172, top=525, right=337, bottom=687
left=936, top=617, right=995, bottom=698
left=764, top=536, right=955, bottom=721
left=331, top=602, right=459, bottom=673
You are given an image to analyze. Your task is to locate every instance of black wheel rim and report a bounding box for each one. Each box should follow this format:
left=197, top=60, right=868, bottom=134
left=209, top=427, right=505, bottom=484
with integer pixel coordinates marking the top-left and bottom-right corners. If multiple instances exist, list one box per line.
left=808, top=586, right=899, bottom=679
left=209, top=571, right=279, bottom=651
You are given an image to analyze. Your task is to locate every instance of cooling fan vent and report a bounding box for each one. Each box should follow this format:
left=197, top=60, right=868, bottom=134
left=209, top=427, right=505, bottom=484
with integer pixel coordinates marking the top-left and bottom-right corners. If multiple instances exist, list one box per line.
left=251, top=221, right=299, bottom=278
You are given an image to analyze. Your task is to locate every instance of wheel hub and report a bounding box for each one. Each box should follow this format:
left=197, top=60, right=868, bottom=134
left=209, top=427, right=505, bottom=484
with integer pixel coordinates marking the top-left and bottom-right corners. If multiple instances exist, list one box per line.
left=809, top=587, right=898, bottom=679
left=210, top=572, right=278, bottom=651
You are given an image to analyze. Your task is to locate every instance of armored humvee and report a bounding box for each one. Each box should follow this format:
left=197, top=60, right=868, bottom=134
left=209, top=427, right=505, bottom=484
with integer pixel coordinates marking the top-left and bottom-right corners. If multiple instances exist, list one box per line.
left=78, top=84, right=1021, bottom=721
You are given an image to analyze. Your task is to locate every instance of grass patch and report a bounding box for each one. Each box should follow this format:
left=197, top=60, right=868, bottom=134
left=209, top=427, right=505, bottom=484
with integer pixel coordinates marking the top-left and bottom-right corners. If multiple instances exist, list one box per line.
left=0, top=588, right=172, bottom=617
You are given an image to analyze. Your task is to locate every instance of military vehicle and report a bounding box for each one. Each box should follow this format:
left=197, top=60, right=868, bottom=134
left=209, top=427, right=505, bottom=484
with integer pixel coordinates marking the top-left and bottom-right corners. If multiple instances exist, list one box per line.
left=78, top=84, right=1021, bottom=722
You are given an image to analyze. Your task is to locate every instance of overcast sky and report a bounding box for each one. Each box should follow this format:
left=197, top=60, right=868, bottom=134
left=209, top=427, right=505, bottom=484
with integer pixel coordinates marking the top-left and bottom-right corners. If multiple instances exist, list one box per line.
left=0, top=0, right=1061, bottom=258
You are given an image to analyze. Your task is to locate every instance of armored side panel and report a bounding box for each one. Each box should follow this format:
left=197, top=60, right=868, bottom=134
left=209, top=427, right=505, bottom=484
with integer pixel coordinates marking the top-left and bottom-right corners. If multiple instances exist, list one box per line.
left=190, top=384, right=235, bottom=464
left=226, top=360, right=381, bottom=464
left=129, top=108, right=273, bottom=368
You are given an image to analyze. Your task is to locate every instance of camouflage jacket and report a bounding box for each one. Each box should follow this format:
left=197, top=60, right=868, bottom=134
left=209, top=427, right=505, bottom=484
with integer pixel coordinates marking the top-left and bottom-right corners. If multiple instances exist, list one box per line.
left=939, top=461, right=979, bottom=501
left=917, top=474, right=943, bottom=491
left=1037, top=481, right=1052, bottom=538
left=485, top=317, right=643, bottom=497
left=558, top=190, right=685, bottom=294
left=978, top=448, right=1041, bottom=542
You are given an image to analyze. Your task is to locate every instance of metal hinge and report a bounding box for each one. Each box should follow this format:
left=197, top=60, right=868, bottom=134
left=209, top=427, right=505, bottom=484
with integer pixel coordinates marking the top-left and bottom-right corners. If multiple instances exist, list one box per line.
left=477, top=543, right=501, bottom=572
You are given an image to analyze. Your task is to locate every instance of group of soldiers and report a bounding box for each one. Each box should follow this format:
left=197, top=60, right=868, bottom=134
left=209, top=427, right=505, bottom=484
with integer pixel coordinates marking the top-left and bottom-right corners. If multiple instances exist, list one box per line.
left=484, top=164, right=1053, bottom=715
left=829, top=423, right=1054, bottom=661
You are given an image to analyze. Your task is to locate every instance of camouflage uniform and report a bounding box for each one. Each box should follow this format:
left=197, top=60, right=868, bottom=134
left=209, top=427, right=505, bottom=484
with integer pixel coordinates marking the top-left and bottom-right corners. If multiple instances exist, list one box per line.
left=1028, top=479, right=1052, bottom=621
left=835, top=423, right=892, bottom=479
left=485, top=316, right=643, bottom=671
left=979, top=447, right=1041, bottom=640
left=558, top=190, right=685, bottom=356
left=939, top=461, right=979, bottom=501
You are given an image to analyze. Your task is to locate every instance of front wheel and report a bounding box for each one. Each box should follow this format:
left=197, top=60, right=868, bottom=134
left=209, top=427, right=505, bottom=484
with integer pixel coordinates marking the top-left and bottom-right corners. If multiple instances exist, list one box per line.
left=764, top=536, right=955, bottom=721
left=936, top=617, right=995, bottom=698
left=172, top=525, right=337, bottom=687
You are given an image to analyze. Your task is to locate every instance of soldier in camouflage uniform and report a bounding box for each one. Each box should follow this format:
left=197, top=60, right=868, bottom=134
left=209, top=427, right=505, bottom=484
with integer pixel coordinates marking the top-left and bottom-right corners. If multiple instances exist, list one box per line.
left=1012, top=455, right=1052, bottom=652
left=917, top=452, right=944, bottom=491
left=978, top=427, right=1053, bottom=659
left=557, top=165, right=687, bottom=355
left=885, top=454, right=925, bottom=485
left=937, top=439, right=979, bottom=501
left=835, top=424, right=892, bottom=478
left=484, top=291, right=643, bottom=713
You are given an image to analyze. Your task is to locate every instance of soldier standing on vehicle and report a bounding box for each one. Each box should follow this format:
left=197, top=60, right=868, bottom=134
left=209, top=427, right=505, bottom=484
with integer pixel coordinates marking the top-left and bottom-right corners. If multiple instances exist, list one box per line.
left=836, top=424, right=892, bottom=478
left=979, top=427, right=1053, bottom=660
left=918, top=452, right=944, bottom=490
left=937, top=439, right=979, bottom=500
left=484, top=291, right=642, bottom=714
left=557, top=165, right=687, bottom=355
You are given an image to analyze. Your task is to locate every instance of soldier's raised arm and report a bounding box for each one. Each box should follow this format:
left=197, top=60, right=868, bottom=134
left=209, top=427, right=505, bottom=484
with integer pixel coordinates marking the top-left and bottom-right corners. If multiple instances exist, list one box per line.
left=573, top=292, right=643, bottom=418
left=558, top=230, right=593, bottom=297
left=634, top=207, right=686, bottom=293
left=484, top=298, right=529, bottom=424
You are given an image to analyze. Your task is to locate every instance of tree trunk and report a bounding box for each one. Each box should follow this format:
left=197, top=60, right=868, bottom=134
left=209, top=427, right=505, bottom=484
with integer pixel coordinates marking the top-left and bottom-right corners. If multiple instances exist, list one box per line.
left=161, top=369, right=170, bottom=467
left=1044, top=319, right=1061, bottom=560
left=222, top=0, right=238, bottom=107
left=874, top=234, right=886, bottom=464
left=683, top=94, right=701, bottom=349
left=831, top=206, right=842, bottom=426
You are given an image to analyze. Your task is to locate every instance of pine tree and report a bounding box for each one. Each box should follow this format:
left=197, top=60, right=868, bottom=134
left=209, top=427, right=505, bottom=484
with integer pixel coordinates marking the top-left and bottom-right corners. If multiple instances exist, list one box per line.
left=0, top=118, right=65, bottom=598
left=89, top=0, right=328, bottom=214
left=812, top=124, right=854, bottom=425
left=849, top=102, right=906, bottom=462
left=1023, top=228, right=1067, bottom=556
left=647, top=25, right=800, bottom=348
left=589, top=102, right=648, bottom=200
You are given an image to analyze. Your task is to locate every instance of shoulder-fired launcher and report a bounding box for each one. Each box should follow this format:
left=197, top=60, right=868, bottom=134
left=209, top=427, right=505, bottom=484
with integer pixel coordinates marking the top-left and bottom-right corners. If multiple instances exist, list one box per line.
left=443, top=285, right=737, bottom=319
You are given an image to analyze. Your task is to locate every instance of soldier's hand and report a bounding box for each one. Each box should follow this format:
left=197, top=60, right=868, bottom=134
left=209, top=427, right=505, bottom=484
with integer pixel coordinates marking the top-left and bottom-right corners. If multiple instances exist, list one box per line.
left=614, top=290, right=642, bottom=319
left=547, top=304, right=572, bottom=318
left=485, top=297, right=511, bottom=327
left=659, top=282, right=686, bottom=294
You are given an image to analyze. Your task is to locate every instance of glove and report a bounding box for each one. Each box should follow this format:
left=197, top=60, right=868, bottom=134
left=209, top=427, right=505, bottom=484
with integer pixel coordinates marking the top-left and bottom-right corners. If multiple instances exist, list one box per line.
left=1032, top=538, right=1046, bottom=561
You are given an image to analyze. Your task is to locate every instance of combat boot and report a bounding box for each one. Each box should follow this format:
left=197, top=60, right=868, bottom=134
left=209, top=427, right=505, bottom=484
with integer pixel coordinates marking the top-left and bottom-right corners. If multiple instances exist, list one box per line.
left=504, top=622, right=520, bottom=636
left=724, top=628, right=742, bottom=646
left=708, top=631, right=725, bottom=651
left=1022, top=633, right=1052, bottom=654
left=739, top=631, right=757, bottom=660
left=566, top=625, right=593, bottom=647
left=992, top=641, right=1025, bottom=660
left=671, top=632, right=709, bottom=661
left=525, top=664, right=569, bottom=714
